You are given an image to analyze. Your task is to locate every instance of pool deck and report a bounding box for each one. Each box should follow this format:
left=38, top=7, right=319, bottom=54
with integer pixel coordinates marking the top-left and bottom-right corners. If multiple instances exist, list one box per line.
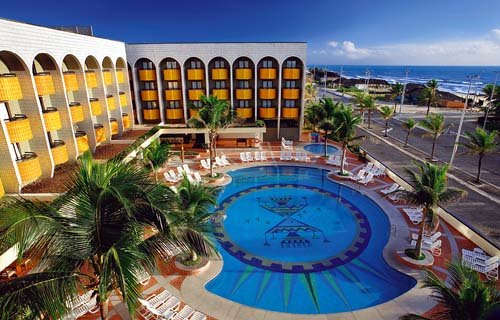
left=79, top=140, right=495, bottom=320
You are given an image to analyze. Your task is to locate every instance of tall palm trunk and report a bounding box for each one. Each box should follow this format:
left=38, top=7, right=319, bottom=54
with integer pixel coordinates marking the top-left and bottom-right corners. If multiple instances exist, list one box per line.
left=367, top=110, right=372, bottom=129
left=209, top=137, right=214, bottom=177
left=476, top=154, right=483, bottom=183
left=404, top=132, right=410, bottom=147
left=324, top=131, right=329, bottom=157
left=414, top=207, right=428, bottom=258
left=394, top=101, right=397, bottom=113
left=426, top=100, right=431, bottom=116
left=384, top=120, right=389, bottom=137
left=431, top=138, right=437, bottom=159
left=340, top=146, right=347, bottom=175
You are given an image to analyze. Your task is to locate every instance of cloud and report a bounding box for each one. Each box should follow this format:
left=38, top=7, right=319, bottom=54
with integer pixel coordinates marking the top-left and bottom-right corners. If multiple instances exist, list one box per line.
left=310, top=29, right=500, bottom=65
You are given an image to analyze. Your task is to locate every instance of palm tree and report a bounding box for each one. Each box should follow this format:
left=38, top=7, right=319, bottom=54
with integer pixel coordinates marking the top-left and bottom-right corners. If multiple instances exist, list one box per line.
left=0, top=153, right=189, bottom=319
left=395, top=162, right=465, bottom=259
left=319, top=97, right=338, bottom=119
left=402, top=118, right=417, bottom=147
left=379, top=105, right=395, bottom=137
left=143, top=138, right=171, bottom=181
left=420, top=80, right=439, bottom=116
left=304, top=82, right=318, bottom=101
left=304, top=102, right=326, bottom=133
left=401, top=261, right=500, bottom=320
left=332, top=105, right=363, bottom=175
left=419, top=113, right=450, bottom=160
left=391, top=82, right=404, bottom=112
left=170, top=176, right=221, bottom=263
left=188, top=95, right=234, bottom=177
left=317, top=98, right=340, bottom=157
left=355, top=93, right=378, bottom=129
left=461, top=127, right=498, bottom=183
left=319, top=119, right=337, bottom=157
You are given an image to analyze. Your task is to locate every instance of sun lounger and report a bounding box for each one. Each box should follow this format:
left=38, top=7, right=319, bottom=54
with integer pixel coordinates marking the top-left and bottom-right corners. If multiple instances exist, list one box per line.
left=67, top=290, right=93, bottom=308
left=136, top=269, right=151, bottom=286
left=281, top=137, right=293, bottom=150
left=164, top=172, right=178, bottom=183
left=182, top=164, right=194, bottom=175
left=177, top=166, right=185, bottom=177
left=158, top=296, right=181, bottom=313
left=215, top=156, right=227, bottom=167
left=186, top=174, right=196, bottom=184
left=411, top=231, right=441, bottom=244
left=144, top=290, right=172, bottom=307
left=349, top=169, right=365, bottom=181
left=240, top=152, right=248, bottom=162
left=221, top=155, right=231, bottom=165
left=169, top=170, right=181, bottom=180
left=190, top=311, right=207, bottom=320
left=206, top=158, right=216, bottom=168
left=381, top=183, right=400, bottom=195
left=402, top=208, right=422, bottom=224
left=462, top=248, right=499, bottom=280
left=63, top=297, right=99, bottom=319
left=260, top=151, right=267, bottom=161
left=245, top=151, right=254, bottom=161
left=255, top=151, right=262, bottom=161
left=279, top=151, right=287, bottom=161
left=411, top=239, right=442, bottom=256
left=200, top=159, right=210, bottom=170
left=169, top=186, right=178, bottom=193
left=173, top=305, right=195, bottom=320
left=193, top=172, right=203, bottom=183
left=358, top=172, right=374, bottom=185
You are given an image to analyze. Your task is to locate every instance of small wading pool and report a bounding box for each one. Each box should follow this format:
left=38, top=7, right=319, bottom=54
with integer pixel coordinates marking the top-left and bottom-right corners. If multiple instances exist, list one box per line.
left=304, top=143, right=339, bottom=155
left=206, top=166, right=416, bottom=314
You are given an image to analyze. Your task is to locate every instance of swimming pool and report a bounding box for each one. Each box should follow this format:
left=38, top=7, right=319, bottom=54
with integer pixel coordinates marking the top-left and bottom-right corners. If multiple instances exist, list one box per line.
left=206, top=166, right=415, bottom=314
left=304, top=143, right=339, bottom=155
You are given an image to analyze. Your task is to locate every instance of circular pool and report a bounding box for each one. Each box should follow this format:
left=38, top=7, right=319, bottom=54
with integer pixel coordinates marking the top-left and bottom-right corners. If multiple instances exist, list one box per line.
left=304, top=143, right=339, bottom=155
left=206, top=166, right=415, bottom=314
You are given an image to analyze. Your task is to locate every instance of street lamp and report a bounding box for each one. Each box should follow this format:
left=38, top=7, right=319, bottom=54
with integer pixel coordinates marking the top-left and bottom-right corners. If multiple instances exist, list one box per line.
left=399, top=68, right=409, bottom=114
left=449, top=74, right=480, bottom=168
left=483, top=71, right=500, bottom=129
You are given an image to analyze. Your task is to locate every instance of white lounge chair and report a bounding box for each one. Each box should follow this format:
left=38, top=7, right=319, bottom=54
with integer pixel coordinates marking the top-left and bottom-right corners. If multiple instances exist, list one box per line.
left=173, top=305, right=195, bottom=320
left=381, top=183, right=400, bottom=195
left=240, top=152, right=248, bottom=162
left=206, top=158, right=216, bottom=168
left=349, top=169, right=365, bottom=181
left=182, top=164, right=194, bottom=175
left=279, top=151, right=287, bottom=161
left=193, top=172, right=203, bottom=183
left=245, top=151, right=254, bottom=161
left=462, top=249, right=499, bottom=280
left=177, top=166, right=185, bottom=177
left=200, top=159, right=210, bottom=170
left=260, top=151, right=267, bottom=161
left=281, top=137, right=293, bottom=150
left=157, top=296, right=180, bottom=313
left=67, top=290, right=93, bottom=308
left=364, top=163, right=374, bottom=171
left=143, top=290, right=172, bottom=308
left=63, top=298, right=99, bottom=320
left=326, top=155, right=340, bottom=166
left=403, top=208, right=423, bottom=224
left=254, top=151, right=262, bottom=161
left=221, top=155, right=231, bottom=165
left=136, top=269, right=151, bottom=286
left=215, top=156, right=226, bottom=167
left=169, top=170, right=181, bottom=180
left=190, top=311, right=207, bottom=320
left=186, top=174, right=196, bottom=184
left=412, top=231, right=441, bottom=244
left=169, top=186, right=178, bottom=193
left=164, top=172, right=178, bottom=183
left=411, top=239, right=442, bottom=256
left=358, top=172, right=374, bottom=185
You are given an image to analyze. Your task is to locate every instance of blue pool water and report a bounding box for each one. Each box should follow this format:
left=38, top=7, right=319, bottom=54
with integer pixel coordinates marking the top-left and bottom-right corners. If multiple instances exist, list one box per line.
left=304, top=143, right=338, bottom=155
left=206, top=166, right=415, bottom=314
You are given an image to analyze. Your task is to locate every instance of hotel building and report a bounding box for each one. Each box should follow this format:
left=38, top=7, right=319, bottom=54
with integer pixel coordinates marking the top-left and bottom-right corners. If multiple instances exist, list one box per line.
left=0, top=18, right=306, bottom=194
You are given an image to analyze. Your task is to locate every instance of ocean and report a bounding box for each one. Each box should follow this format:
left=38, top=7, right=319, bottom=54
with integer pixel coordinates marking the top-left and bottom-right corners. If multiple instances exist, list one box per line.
left=309, top=65, right=499, bottom=94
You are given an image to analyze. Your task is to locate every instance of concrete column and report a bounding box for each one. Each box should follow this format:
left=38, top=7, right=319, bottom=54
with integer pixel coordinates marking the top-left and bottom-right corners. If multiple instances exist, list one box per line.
left=276, top=63, right=282, bottom=140
left=180, top=63, right=188, bottom=124
left=156, top=66, right=165, bottom=124
left=131, top=67, right=142, bottom=124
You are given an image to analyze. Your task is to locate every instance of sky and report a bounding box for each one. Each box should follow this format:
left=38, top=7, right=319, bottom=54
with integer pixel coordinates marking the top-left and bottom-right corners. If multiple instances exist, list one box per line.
left=2, top=0, right=500, bottom=66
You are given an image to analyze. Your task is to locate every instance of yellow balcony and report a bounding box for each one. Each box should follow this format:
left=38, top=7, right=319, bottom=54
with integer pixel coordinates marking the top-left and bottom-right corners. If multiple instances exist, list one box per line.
left=139, top=69, right=156, bottom=81
left=236, top=107, right=253, bottom=119
left=63, top=72, right=79, bottom=92
left=166, top=108, right=183, bottom=120
left=189, top=109, right=199, bottom=118
left=283, top=68, right=301, bottom=80
left=110, top=119, right=119, bottom=135
left=235, top=68, right=252, bottom=80
left=95, top=125, right=106, bottom=143
left=282, top=107, right=299, bottom=119
left=259, top=88, right=276, bottom=100
left=141, top=90, right=158, bottom=101
left=106, top=95, right=116, bottom=111
left=283, top=88, right=300, bottom=100
left=85, top=71, right=97, bottom=89
left=34, top=73, right=55, bottom=96
left=103, top=70, right=113, bottom=86
left=122, top=113, right=131, bottom=129
left=51, top=142, right=68, bottom=165
left=70, top=103, right=84, bottom=123
left=0, top=74, right=23, bottom=101
left=188, top=89, right=204, bottom=101
left=143, top=109, right=160, bottom=121
left=212, top=89, right=228, bottom=100
left=165, top=89, right=182, bottom=101
left=187, top=69, right=204, bottom=81
left=211, top=68, right=228, bottom=80
left=163, top=69, right=181, bottom=81
left=116, top=70, right=125, bottom=84
left=17, top=154, right=42, bottom=184
left=236, top=89, right=252, bottom=100
left=75, top=132, right=89, bottom=154
left=259, top=68, right=276, bottom=80
left=90, top=99, right=102, bottom=116
left=0, top=178, right=4, bottom=198
left=42, top=109, right=62, bottom=132
left=259, top=107, right=276, bottom=119
left=119, top=92, right=127, bottom=106
left=6, top=117, right=33, bottom=143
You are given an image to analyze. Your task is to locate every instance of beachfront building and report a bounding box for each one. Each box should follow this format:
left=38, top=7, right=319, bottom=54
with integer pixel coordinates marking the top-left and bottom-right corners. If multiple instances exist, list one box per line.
left=0, top=18, right=307, bottom=193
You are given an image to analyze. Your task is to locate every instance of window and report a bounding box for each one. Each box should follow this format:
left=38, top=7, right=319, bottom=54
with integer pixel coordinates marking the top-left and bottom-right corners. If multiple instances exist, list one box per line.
left=285, top=100, right=296, bottom=107
left=145, top=101, right=158, bottom=109
left=191, top=81, right=202, bottom=89
left=263, top=60, right=273, bottom=68
left=192, top=101, right=202, bottom=108
left=214, top=60, right=225, bottom=68
left=285, top=60, right=297, bottom=68
left=238, top=100, right=250, bottom=107
left=142, top=61, right=153, bottom=69
left=190, top=60, right=202, bottom=69
left=168, top=101, right=180, bottom=108
left=167, top=82, right=179, bottom=89
left=166, top=61, right=178, bottom=69
left=263, top=81, right=273, bottom=88
left=238, top=60, right=249, bottom=68
left=143, top=82, right=156, bottom=90
left=262, top=100, right=272, bottom=107
left=284, top=81, right=296, bottom=88
left=215, top=81, right=226, bottom=89
left=239, top=81, right=249, bottom=89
